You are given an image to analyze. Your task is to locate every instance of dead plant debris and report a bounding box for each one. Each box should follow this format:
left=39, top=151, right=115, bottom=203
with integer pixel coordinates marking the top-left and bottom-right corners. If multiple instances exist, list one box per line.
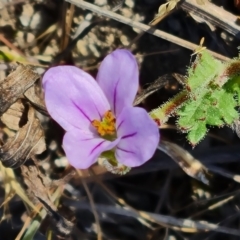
left=0, top=0, right=240, bottom=239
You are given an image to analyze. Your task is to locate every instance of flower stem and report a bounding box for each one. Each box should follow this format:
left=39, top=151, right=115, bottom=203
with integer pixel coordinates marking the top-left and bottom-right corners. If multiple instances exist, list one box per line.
left=149, top=89, right=189, bottom=125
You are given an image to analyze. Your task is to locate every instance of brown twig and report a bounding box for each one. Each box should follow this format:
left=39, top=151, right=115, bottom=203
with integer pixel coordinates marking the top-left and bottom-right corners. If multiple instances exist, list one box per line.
left=0, top=34, right=25, bottom=57
left=181, top=0, right=240, bottom=39
left=60, top=2, right=75, bottom=51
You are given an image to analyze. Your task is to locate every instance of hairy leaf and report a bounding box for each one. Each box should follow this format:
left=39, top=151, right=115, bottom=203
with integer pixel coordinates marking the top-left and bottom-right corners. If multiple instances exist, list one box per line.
left=187, top=50, right=223, bottom=95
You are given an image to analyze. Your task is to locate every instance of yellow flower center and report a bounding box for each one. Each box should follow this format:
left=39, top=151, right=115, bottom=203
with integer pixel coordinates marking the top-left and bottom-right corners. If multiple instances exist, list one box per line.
left=92, top=110, right=116, bottom=138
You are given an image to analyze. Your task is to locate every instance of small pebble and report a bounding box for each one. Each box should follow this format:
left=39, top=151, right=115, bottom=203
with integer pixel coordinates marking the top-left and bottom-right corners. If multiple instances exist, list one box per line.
left=55, top=156, right=68, bottom=168
left=125, top=0, right=134, bottom=8
left=19, top=4, right=34, bottom=27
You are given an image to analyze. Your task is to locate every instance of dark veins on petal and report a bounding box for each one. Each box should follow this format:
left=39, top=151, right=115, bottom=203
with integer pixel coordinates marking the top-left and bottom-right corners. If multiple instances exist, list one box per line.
left=81, top=137, right=96, bottom=141
left=113, top=78, right=120, bottom=114
left=90, top=141, right=105, bottom=155
left=117, top=120, right=124, bottom=131
left=72, top=101, right=91, bottom=122
left=117, top=146, right=135, bottom=154
left=122, top=132, right=137, bottom=139
left=93, top=102, right=102, bottom=119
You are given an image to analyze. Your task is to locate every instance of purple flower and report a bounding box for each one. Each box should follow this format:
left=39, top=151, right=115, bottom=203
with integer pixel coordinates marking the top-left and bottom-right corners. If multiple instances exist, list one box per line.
left=42, top=49, right=159, bottom=170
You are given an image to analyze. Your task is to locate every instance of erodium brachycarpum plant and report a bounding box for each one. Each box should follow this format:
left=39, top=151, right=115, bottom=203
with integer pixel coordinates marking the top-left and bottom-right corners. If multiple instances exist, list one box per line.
left=42, top=49, right=160, bottom=174
left=150, top=48, right=240, bottom=146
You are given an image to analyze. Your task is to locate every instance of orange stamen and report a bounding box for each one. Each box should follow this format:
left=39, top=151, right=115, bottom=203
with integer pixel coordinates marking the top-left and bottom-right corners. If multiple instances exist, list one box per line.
left=91, top=110, right=116, bottom=137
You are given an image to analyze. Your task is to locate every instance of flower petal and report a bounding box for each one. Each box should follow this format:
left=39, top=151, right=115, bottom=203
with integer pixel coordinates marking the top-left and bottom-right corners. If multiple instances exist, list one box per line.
left=43, top=66, right=110, bottom=131
left=63, top=129, right=120, bottom=169
left=96, top=49, right=138, bottom=116
left=115, top=107, right=159, bottom=167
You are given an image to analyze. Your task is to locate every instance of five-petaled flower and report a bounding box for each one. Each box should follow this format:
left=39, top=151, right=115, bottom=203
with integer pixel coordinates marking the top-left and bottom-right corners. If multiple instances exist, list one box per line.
left=42, top=49, right=159, bottom=171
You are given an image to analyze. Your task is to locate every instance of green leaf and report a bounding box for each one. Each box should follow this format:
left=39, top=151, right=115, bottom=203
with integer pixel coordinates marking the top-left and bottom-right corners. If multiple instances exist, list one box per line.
left=177, top=87, right=237, bottom=145
left=218, top=92, right=238, bottom=123
left=0, top=48, right=26, bottom=62
left=177, top=96, right=208, bottom=132
left=151, top=49, right=240, bottom=146
left=187, top=51, right=223, bottom=95
left=224, top=75, right=240, bottom=104
left=178, top=99, right=208, bottom=146
left=206, top=106, right=223, bottom=126
left=187, top=122, right=207, bottom=146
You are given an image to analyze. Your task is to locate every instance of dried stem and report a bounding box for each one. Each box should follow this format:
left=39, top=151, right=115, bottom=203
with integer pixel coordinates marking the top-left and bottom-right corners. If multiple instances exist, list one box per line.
left=65, top=0, right=229, bottom=61
left=77, top=170, right=102, bottom=240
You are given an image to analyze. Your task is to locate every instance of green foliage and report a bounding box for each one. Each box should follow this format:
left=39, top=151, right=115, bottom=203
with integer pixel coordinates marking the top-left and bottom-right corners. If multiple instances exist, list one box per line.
left=187, top=51, right=223, bottom=95
left=0, top=49, right=26, bottom=62
left=150, top=90, right=188, bottom=124
left=150, top=49, right=240, bottom=146
left=177, top=88, right=238, bottom=145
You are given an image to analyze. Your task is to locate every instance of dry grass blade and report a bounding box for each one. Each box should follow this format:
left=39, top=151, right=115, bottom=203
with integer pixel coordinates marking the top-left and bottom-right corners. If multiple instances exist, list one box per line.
left=65, top=0, right=229, bottom=61
left=21, top=160, right=74, bottom=238
left=196, top=0, right=207, bottom=4
left=0, top=34, right=26, bottom=58
left=150, top=0, right=180, bottom=25
left=134, top=73, right=186, bottom=106
left=208, top=166, right=240, bottom=183
left=109, top=0, right=125, bottom=11
left=36, top=196, right=74, bottom=237
left=15, top=203, right=43, bottom=240
left=146, top=211, right=240, bottom=235
left=18, top=188, right=62, bottom=240
left=60, top=2, right=75, bottom=51
left=22, top=24, right=57, bottom=49
left=77, top=170, right=102, bottom=240
left=88, top=172, right=159, bottom=228
left=68, top=202, right=240, bottom=236
left=181, top=0, right=240, bottom=38
left=172, top=73, right=186, bottom=85
left=191, top=195, right=236, bottom=218
left=134, top=75, right=172, bottom=106
left=158, top=140, right=210, bottom=185
left=0, top=162, right=39, bottom=213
